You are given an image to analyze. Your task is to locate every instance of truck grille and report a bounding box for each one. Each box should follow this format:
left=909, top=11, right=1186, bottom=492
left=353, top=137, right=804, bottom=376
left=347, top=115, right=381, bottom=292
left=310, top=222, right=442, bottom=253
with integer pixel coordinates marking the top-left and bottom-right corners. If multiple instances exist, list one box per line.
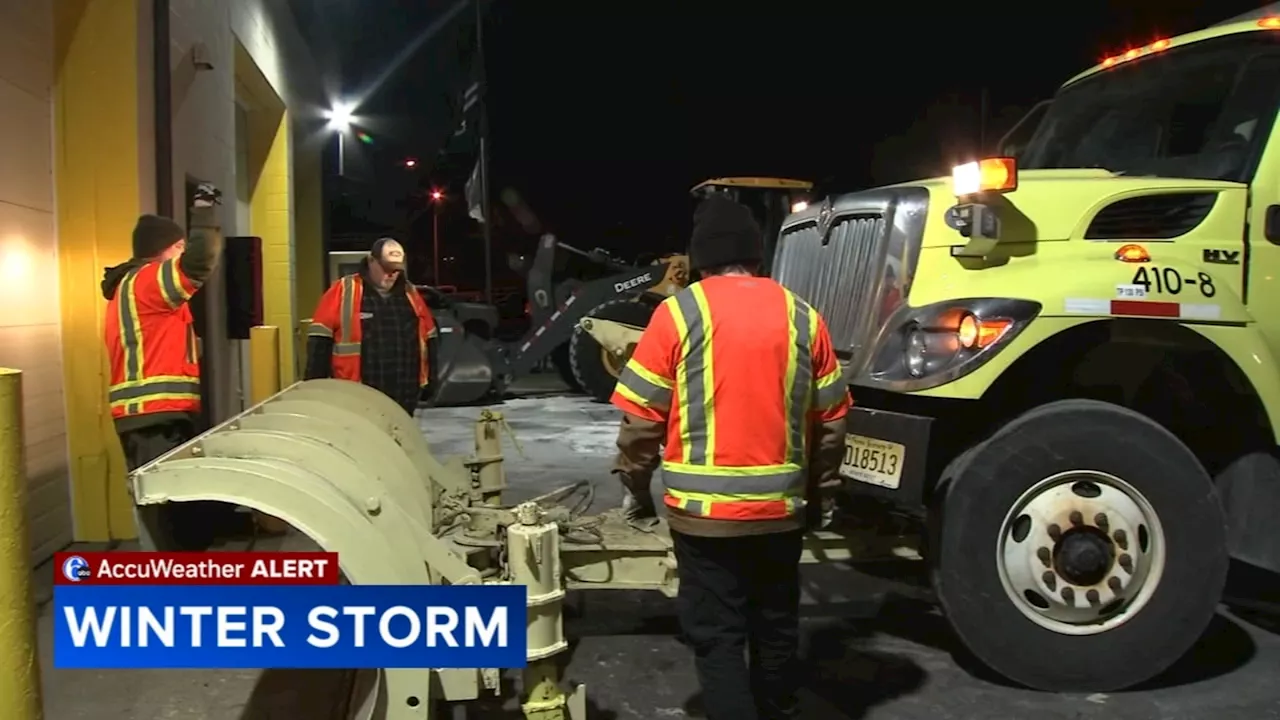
left=772, top=187, right=930, bottom=378
left=773, top=216, right=888, bottom=355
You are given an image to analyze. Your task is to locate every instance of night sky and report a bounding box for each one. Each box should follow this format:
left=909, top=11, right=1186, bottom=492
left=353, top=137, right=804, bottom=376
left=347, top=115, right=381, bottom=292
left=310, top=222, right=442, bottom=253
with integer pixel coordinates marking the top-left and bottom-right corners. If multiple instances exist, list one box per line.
left=296, top=0, right=1272, bottom=288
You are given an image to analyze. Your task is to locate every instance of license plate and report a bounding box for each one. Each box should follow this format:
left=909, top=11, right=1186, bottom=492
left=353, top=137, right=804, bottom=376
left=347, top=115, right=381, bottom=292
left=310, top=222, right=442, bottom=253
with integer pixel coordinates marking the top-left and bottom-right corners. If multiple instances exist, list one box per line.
left=840, top=434, right=906, bottom=490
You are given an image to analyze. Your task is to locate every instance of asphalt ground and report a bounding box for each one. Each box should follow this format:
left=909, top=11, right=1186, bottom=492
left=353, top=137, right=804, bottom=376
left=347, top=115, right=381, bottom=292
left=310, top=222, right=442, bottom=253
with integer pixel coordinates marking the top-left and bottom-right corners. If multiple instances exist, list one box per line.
left=421, top=381, right=1280, bottom=720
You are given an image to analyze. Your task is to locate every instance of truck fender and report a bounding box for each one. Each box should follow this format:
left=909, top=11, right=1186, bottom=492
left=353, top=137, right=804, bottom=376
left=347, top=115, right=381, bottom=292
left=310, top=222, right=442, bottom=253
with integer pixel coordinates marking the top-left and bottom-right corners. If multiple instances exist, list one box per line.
left=1184, top=323, right=1280, bottom=445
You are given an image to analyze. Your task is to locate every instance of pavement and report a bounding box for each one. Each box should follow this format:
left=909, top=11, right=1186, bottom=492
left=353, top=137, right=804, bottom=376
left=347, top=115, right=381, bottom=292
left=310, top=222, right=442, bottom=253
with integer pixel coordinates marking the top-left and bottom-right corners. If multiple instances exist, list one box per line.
left=33, top=372, right=1280, bottom=719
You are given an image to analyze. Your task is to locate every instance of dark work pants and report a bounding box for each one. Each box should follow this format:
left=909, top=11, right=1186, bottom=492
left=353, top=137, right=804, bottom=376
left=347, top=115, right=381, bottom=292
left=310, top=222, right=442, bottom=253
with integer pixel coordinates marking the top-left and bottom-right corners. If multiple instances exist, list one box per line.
left=671, top=529, right=805, bottom=720
left=120, top=420, right=193, bottom=472
left=119, top=420, right=227, bottom=550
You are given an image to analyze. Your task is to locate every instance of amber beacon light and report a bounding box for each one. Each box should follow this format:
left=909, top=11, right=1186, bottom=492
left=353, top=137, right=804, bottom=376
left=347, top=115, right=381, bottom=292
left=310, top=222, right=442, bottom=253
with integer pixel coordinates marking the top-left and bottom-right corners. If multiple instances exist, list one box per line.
left=953, top=157, right=1018, bottom=197
left=1114, top=244, right=1151, bottom=263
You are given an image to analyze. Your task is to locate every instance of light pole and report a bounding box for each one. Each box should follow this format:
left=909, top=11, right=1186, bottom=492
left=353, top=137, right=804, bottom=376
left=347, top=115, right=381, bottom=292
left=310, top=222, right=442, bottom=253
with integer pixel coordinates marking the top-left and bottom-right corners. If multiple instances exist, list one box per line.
left=430, top=189, right=444, bottom=285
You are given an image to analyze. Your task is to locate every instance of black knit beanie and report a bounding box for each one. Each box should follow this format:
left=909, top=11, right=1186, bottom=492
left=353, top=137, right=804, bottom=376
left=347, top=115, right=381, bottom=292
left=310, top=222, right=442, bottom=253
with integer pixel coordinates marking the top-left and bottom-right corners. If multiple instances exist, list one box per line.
left=688, top=195, right=763, bottom=272
left=132, top=214, right=185, bottom=259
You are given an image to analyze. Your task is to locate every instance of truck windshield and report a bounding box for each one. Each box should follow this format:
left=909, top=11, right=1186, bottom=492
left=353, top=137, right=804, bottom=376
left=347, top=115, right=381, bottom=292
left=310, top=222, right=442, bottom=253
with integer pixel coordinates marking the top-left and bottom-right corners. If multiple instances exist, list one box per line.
left=1020, top=35, right=1280, bottom=182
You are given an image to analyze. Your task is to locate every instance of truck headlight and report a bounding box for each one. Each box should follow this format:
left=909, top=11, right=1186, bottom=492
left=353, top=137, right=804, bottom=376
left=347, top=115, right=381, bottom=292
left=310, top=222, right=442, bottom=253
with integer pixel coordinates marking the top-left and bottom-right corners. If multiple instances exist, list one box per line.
left=869, top=298, right=1041, bottom=390
left=904, top=324, right=929, bottom=378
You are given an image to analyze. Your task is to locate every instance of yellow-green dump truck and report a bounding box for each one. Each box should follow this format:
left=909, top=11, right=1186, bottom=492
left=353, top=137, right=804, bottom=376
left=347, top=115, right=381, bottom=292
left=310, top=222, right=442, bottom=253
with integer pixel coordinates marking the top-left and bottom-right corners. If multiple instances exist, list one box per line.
left=774, top=9, right=1280, bottom=692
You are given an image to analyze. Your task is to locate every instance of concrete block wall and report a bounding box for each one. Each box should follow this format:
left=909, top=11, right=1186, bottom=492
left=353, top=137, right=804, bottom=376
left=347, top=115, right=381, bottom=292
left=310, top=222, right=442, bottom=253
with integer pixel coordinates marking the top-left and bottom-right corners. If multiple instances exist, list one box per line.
left=0, top=0, right=73, bottom=564
left=230, top=0, right=328, bottom=386
left=166, top=0, right=322, bottom=417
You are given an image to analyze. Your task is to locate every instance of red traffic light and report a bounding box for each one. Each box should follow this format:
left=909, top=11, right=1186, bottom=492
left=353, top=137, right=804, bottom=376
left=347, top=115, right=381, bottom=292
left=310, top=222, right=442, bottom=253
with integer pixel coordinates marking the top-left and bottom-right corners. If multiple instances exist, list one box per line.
left=430, top=190, right=444, bottom=201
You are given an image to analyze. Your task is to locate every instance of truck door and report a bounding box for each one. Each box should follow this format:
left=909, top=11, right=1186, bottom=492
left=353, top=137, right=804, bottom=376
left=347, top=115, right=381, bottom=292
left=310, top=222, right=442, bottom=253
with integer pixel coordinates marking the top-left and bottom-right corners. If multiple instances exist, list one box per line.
left=1120, top=45, right=1280, bottom=330
left=1239, top=54, right=1280, bottom=362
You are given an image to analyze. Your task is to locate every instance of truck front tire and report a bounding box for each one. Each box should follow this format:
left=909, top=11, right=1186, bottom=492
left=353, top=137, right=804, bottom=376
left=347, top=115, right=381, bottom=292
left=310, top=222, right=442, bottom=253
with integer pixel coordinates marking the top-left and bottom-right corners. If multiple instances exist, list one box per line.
left=933, top=399, right=1228, bottom=692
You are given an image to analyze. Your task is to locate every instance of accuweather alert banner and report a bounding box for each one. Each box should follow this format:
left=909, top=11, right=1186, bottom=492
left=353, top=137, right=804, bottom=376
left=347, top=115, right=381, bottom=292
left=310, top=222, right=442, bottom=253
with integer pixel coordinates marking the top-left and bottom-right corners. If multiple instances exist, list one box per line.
left=53, top=552, right=527, bottom=670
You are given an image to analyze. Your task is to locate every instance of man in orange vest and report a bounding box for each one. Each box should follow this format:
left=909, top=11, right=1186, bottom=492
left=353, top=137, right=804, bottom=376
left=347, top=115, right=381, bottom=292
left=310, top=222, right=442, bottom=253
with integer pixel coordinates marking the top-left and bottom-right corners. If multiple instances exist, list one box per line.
left=103, top=182, right=225, bottom=548
left=610, top=195, right=851, bottom=720
left=305, top=237, right=439, bottom=414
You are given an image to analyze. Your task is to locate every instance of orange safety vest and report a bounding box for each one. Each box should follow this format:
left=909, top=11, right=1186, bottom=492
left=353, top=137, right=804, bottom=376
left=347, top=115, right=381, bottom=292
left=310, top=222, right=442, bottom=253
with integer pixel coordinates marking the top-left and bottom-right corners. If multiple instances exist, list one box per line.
left=104, top=258, right=203, bottom=420
left=308, top=273, right=437, bottom=385
left=610, top=275, right=851, bottom=522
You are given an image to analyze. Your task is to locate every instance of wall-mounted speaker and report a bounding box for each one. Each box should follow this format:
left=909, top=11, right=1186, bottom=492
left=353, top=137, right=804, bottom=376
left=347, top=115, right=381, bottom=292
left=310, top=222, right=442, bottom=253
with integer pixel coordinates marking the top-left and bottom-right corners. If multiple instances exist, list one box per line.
left=222, top=235, right=263, bottom=339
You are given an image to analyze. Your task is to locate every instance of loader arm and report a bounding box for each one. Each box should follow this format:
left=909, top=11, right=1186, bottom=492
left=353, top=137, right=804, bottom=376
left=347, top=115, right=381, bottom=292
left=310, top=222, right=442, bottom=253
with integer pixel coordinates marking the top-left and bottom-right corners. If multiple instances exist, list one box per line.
left=578, top=317, right=646, bottom=359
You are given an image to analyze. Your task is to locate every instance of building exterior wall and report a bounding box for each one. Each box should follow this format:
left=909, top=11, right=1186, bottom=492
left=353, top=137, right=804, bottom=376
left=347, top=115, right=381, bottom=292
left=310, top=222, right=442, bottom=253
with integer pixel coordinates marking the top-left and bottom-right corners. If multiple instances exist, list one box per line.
left=169, top=0, right=326, bottom=411
left=49, top=0, right=324, bottom=550
left=0, top=0, right=72, bottom=564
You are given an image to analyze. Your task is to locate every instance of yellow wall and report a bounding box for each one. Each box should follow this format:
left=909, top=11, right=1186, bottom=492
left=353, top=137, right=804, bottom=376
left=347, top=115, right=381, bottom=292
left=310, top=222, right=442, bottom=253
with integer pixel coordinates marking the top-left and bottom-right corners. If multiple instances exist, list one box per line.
left=54, top=0, right=141, bottom=540
left=250, top=113, right=296, bottom=383
left=293, top=140, right=324, bottom=329
left=235, top=40, right=297, bottom=386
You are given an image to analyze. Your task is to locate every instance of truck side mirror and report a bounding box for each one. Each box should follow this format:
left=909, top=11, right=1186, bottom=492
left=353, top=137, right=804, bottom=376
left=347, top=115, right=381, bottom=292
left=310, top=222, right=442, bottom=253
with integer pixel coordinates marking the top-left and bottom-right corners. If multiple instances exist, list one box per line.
left=1265, top=205, right=1280, bottom=244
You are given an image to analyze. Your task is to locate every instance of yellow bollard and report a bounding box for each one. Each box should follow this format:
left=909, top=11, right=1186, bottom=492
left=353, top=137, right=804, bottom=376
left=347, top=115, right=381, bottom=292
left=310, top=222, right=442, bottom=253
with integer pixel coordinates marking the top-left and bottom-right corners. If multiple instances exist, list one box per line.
left=0, top=368, right=42, bottom=720
left=249, top=325, right=282, bottom=405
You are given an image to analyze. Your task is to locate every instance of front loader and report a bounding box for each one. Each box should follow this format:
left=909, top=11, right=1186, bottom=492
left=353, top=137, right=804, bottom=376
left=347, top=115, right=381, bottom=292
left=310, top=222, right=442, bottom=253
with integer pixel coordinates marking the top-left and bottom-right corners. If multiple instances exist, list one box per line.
left=498, top=230, right=690, bottom=402
left=462, top=188, right=692, bottom=404
left=576, top=177, right=814, bottom=393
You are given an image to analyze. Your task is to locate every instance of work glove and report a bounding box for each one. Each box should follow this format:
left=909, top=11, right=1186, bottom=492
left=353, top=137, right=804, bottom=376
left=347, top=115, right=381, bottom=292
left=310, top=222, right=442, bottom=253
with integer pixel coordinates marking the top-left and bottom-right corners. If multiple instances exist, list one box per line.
left=192, top=182, right=223, bottom=208
left=805, top=480, right=841, bottom=531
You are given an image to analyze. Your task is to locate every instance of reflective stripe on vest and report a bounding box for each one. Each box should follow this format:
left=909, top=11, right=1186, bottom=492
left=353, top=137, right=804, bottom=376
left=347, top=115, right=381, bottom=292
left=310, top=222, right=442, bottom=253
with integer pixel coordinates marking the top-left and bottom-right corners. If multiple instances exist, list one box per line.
left=109, top=375, right=201, bottom=410
left=615, top=361, right=673, bottom=409
left=660, top=284, right=816, bottom=521
left=409, top=287, right=430, bottom=376
left=115, top=270, right=144, bottom=415
left=109, top=270, right=200, bottom=416
left=160, top=258, right=195, bottom=309
left=334, top=275, right=362, bottom=356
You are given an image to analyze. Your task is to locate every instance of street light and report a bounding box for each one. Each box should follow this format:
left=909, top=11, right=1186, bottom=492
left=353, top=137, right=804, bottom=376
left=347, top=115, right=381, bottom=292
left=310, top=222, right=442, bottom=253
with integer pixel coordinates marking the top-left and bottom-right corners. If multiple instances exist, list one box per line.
left=430, top=189, right=445, bottom=285
left=325, top=103, right=354, bottom=132
left=325, top=102, right=356, bottom=175
left=404, top=158, right=418, bottom=168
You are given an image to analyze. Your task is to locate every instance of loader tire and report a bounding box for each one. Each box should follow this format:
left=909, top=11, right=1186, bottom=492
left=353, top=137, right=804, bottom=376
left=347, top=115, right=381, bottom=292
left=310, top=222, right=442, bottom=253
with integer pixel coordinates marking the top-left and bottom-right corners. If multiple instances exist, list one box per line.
left=570, top=298, right=656, bottom=403
left=933, top=399, right=1227, bottom=692
left=550, top=343, right=581, bottom=392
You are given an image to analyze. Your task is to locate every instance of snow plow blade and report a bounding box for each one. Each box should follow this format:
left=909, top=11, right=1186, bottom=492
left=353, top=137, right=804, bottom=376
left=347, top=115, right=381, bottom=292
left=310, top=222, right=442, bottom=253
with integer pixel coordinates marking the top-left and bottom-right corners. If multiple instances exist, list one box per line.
left=127, top=378, right=915, bottom=718
left=128, top=379, right=494, bottom=719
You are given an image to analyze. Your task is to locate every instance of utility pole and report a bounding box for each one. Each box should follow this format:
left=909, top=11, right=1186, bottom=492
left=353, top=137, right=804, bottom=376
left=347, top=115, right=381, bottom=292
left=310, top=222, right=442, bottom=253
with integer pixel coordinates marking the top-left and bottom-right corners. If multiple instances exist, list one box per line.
left=433, top=200, right=442, bottom=284
left=474, top=0, right=493, bottom=304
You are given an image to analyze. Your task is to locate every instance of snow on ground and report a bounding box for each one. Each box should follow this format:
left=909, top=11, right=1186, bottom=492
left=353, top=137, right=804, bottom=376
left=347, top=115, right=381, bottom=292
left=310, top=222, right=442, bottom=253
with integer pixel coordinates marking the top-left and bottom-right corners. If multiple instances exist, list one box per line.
left=418, top=391, right=630, bottom=511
